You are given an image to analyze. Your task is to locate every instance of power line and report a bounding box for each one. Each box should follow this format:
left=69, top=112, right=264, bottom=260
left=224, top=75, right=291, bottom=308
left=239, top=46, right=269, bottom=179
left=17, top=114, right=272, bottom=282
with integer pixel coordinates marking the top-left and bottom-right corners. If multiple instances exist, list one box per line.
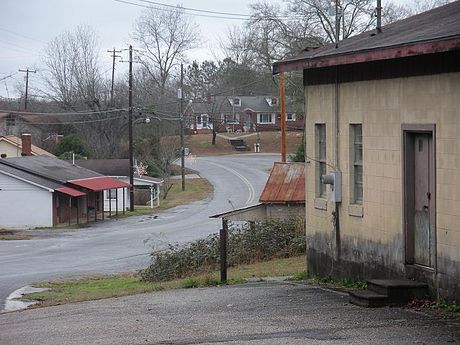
left=113, top=0, right=249, bottom=20
left=0, top=115, right=125, bottom=125
left=0, top=108, right=128, bottom=116
left=0, top=72, right=18, bottom=82
left=135, top=0, right=251, bottom=18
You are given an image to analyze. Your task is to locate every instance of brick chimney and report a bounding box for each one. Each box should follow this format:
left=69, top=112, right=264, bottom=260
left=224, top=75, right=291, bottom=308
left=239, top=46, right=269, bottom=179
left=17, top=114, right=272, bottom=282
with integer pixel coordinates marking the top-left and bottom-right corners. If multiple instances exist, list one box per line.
left=21, top=133, right=32, bottom=156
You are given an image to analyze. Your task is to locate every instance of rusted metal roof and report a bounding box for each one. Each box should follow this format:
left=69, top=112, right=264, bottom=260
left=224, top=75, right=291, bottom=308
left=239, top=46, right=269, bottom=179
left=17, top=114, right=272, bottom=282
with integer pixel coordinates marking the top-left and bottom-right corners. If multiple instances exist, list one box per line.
left=259, top=162, right=305, bottom=203
left=69, top=177, right=130, bottom=191
left=56, top=186, right=86, bottom=197
left=274, top=1, right=460, bottom=73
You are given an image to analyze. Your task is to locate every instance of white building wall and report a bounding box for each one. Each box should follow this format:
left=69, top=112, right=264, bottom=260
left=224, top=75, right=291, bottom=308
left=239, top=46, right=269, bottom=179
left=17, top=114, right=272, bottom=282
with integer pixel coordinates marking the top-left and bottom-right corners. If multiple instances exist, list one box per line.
left=0, top=174, right=53, bottom=228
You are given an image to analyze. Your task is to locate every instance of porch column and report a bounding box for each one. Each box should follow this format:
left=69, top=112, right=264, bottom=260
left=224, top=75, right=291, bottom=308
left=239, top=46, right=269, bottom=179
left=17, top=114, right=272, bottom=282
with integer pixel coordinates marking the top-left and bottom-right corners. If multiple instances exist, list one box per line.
left=116, top=189, right=118, bottom=217
left=123, top=187, right=126, bottom=215
left=68, top=196, right=71, bottom=226
left=102, top=191, right=105, bottom=221
left=109, top=190, right=112, bottom=218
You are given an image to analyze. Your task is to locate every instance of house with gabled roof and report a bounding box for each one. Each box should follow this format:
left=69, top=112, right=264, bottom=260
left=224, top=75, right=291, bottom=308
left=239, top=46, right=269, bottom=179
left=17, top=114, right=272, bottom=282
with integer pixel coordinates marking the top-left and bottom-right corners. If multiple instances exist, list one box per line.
left=0, top=134, right=54, bottom=158
left=0, top=156, right=129, bottom=228
left=273, top=1, right=460, bottom=302
left=185, top=96, right=303, bottom=134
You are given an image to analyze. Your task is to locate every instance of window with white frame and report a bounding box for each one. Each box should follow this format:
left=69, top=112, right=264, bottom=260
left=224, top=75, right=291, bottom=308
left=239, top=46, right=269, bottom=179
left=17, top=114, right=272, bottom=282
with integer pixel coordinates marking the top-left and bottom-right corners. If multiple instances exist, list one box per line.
left=232, top=98, right=241, bottom=106
left=351, top=124, right=363, bottom=203
left=224, top=113, right=239, bottom=124
left=258, top=113, right=274, bottom=124
left=286, top=113, right=296, bottom=121
left=316, top=124, right=326, bottom=198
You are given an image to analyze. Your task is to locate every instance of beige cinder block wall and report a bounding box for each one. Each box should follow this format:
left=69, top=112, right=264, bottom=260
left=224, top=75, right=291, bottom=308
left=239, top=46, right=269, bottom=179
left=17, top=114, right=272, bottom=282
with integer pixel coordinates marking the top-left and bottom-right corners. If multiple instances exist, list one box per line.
left=305, top=72, right=460, bottom=301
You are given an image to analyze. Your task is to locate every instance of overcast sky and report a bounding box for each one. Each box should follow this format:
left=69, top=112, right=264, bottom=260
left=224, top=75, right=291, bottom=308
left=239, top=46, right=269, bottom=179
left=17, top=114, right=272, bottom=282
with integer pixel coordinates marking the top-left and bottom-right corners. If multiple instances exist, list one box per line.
left=0, top=0, right=413, bottom=99
left=0, top=0, right=282, bottom=99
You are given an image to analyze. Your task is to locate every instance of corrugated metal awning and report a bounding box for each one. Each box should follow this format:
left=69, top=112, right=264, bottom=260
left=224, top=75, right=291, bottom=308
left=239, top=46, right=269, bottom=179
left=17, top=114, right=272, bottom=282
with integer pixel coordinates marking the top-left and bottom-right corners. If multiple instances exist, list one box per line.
left=259, top=162, right=305, bottom=203
left=69, top=177, right=130, bottom=191
left=56, top=186, right=86, bottom=197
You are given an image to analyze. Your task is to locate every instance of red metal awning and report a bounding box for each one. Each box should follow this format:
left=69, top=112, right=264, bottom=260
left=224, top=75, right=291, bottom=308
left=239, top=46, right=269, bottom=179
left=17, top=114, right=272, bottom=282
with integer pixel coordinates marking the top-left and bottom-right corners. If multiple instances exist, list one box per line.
left=56, top=186, right=86, bottom=197
left=68, top=177, right=130, bottom=191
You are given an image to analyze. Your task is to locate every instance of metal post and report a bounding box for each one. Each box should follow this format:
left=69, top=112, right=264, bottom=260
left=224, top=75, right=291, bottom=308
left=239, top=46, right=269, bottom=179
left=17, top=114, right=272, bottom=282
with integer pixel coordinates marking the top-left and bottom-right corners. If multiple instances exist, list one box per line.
left=220, top=218, right=228, bottom=284
left=279, top=72, right=287, bottom=162
left=128, top=45, right=135, bottom=211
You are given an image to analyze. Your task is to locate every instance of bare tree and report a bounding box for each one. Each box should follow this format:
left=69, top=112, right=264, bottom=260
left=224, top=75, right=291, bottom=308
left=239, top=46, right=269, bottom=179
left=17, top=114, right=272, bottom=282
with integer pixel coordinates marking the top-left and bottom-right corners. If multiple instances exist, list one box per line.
left=41, top=25, right=103, bottom=110
left=133, top=6, right=200, bottom=96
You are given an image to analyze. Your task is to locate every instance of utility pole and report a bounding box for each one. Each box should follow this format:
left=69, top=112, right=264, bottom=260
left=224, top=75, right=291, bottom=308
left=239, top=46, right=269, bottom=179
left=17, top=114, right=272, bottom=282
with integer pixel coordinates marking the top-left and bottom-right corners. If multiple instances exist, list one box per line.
left=279, top=72, right=287, bottom=162
left=128, top=45, right=134, bottom=212
left=107, top=48, right=122, bottom=107
left=18, top=68, right=36, bottom=110
left=179, top=63, right=185, bottom=191
left=335, top=0, right=340, bottom=48
left=376, top=0, right=382, bottom=33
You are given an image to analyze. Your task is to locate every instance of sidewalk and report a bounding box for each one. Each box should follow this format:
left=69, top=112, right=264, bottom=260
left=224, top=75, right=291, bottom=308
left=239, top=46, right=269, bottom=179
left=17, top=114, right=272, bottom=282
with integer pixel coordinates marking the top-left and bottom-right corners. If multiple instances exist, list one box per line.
left=1, top=281, right=458, bottom=344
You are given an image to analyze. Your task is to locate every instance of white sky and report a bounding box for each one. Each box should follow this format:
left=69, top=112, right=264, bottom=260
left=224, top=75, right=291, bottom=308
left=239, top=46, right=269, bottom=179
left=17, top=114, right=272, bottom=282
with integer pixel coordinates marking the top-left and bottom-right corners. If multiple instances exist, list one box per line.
left=0, top=0, right=272, bottom=98
left=0, top=0, right=408, bottom=99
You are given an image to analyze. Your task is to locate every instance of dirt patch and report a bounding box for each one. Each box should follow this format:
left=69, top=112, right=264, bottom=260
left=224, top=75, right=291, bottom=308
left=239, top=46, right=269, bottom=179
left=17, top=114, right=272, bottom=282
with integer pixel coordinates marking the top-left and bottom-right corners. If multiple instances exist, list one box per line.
left=0, top=230, right=32, bottom=240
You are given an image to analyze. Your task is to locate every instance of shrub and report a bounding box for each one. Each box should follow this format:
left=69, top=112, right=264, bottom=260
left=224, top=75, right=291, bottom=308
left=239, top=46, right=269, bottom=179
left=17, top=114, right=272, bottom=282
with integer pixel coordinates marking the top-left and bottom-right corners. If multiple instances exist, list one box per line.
left=140, top=218, right=305, bottom=282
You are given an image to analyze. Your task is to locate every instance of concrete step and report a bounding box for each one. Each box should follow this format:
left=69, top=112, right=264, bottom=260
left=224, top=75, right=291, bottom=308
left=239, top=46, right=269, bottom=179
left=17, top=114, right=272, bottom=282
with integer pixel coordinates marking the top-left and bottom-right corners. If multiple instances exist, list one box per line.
left=367, top=279, right=429, bottom=304
left=349, top=279, right=429, bottom=308
left=349, top=289, right=388, bottom=308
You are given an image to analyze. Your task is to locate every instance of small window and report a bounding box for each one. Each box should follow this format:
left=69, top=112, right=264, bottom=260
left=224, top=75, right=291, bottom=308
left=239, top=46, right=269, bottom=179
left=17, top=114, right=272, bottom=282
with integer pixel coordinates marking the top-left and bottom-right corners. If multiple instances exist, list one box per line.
left=258, top=113, right=274, bottom=124
left=351, top=124, right=363, bottom=203
left=196, top=115, right=201, bottom=124
left=202, top=115, right=208, bottom=127
left=286, top=113, right=296, bottom=121
left=316, top=124, right=326, bottom=198
left=233, top=98, right=241, bottom=106
left=107, top=189, right=118, bottom=200
left=271, top=98, right=278, bottom=106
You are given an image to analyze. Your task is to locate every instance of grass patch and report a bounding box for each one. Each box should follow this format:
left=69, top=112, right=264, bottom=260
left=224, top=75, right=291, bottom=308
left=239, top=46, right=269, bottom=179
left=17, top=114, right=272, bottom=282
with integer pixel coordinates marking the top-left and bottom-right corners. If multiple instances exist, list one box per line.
left=433, top=299, right=460, bottom=319
left=157, top=178, right=213, bottom=210
left=186, top=132, right=303, bottom=156
left=306, top=275, right=367, bottom=290
left=24, top=256, right=305, bottom=308
left=104, top=178, right=212, bottom=218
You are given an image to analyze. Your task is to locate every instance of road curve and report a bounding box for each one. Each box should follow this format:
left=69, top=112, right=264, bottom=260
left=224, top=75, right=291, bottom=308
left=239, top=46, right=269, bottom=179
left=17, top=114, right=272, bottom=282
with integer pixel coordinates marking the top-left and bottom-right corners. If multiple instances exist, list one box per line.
left=0, top=154, right=280, bottom=311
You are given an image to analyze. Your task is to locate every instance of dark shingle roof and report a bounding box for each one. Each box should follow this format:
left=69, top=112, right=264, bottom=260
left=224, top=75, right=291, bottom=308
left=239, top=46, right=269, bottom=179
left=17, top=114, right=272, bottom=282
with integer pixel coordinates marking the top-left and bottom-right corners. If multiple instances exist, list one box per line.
left=187, top=96, right=296, bottom=114
left=3, top=156, right=101, bottom=183
left=0, top=162, right=63, bottom=191
left=274, top=1, right=460, bottom=73
left=74, top=159, right=130, bottom=176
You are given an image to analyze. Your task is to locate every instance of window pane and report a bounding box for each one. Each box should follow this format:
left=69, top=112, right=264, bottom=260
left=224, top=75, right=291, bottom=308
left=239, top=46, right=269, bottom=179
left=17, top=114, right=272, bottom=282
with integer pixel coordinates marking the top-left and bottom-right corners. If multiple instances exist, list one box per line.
left=352, top=124, right=363, bottom=203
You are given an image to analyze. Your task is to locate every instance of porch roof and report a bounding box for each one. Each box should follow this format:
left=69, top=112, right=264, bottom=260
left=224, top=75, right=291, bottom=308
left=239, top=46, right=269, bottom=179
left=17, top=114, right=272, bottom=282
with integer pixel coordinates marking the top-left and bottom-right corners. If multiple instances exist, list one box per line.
left=56, top=186, right=86, bottom=197
left=68, top=176, right=130, bottom=191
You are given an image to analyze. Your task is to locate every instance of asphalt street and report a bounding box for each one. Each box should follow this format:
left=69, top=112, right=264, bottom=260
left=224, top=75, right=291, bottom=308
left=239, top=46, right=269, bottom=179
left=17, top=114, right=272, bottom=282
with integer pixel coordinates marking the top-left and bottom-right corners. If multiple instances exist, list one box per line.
left=0, top=154, right=280, bottom=311
left=1, top=281, right=459, bottom=344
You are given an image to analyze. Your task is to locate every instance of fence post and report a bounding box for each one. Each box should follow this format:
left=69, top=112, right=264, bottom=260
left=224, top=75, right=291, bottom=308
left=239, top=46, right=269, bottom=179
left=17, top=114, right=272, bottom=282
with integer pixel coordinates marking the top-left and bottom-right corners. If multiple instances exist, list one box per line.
left=220, top=218, right=228, bottom=284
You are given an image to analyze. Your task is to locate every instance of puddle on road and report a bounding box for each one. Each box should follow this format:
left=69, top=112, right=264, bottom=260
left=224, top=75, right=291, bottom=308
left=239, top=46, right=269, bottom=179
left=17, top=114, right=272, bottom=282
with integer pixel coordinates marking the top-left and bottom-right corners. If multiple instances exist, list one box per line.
left=2, top=286, right=49, bottom=313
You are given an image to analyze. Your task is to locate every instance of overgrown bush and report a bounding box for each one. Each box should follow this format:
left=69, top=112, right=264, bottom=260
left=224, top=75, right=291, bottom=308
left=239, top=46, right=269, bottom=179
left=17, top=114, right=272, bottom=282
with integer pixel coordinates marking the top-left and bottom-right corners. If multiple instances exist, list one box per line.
left=140, top=218, right=305, bottom=282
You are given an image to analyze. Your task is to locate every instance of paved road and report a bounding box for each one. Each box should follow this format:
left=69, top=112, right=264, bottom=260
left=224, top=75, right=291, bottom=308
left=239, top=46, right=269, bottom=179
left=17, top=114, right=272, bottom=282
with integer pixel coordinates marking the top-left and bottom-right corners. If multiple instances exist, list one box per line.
left=0, top=154, right=280, bottom=311
left=1, top=281, right=458, bottom=344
